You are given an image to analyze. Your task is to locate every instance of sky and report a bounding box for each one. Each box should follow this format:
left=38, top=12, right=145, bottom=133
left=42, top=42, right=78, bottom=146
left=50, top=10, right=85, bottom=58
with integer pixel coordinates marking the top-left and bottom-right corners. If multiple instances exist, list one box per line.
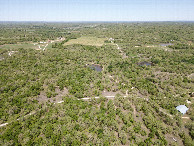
left=0, top=0, right=194, bottom=21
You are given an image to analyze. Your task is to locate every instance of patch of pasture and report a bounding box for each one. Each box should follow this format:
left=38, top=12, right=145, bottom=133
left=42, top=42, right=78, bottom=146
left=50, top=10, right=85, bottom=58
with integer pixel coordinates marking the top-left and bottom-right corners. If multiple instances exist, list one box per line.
left=1, top=43, right=36, bottom=50
left=63, top=36, right=106, bottom=47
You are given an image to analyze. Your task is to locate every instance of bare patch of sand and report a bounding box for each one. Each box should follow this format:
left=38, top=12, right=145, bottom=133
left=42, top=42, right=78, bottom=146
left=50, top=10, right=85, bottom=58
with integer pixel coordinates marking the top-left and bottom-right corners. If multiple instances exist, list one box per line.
left=188, top=73, right=194, bottom=80
left=38, top=87, right=69, bottom=104
left=102, top=90, right=121, bottom=97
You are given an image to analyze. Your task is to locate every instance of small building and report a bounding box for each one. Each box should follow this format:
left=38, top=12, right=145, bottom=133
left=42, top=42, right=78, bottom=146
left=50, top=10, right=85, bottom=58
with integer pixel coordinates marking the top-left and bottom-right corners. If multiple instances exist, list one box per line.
left=176, top=105, right=189, bottom=114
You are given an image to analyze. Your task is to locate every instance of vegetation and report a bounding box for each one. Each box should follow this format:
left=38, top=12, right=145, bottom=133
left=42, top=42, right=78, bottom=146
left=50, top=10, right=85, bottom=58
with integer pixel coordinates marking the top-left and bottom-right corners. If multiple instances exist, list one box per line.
left=63, top=36, right=106, bottom=46
left=0, top=22, right=194, bottom=145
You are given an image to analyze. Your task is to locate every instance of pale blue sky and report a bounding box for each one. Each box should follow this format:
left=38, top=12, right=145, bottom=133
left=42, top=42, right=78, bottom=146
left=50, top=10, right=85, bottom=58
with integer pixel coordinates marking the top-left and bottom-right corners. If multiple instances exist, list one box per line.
left=0, top=0, right=194, bottom=21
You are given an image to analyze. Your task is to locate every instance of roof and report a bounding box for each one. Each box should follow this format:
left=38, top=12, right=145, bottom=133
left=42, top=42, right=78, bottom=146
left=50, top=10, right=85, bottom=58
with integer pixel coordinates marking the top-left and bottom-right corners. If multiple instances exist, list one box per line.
left=176, top=105, right=189, bottom=114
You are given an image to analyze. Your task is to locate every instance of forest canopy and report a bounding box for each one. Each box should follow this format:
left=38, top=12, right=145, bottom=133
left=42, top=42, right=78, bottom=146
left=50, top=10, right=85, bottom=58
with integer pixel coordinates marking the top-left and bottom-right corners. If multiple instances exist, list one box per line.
left=0, top=22, right=194, bottom=145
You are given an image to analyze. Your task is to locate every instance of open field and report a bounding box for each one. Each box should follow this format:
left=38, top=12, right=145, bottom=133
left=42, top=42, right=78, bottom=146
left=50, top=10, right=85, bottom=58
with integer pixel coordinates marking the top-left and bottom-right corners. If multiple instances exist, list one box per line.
left=63, top=36, right=106, bottom=46
left=1, top=38, right=63, bottom=51
left=1, top=43, right=37, bottom=50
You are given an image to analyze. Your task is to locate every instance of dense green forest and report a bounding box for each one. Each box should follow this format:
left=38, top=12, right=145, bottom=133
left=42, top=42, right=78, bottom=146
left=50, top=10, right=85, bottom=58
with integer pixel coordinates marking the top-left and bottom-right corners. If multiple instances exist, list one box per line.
left=0, top=22, right=194, bottom=145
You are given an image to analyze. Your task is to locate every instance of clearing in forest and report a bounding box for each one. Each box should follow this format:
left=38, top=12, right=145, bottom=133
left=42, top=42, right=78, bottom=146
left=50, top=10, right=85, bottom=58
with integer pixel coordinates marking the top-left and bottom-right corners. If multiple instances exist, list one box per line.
left=1, top=43, right=37, bottom=50
left=63, top=36, right=106, bottom=46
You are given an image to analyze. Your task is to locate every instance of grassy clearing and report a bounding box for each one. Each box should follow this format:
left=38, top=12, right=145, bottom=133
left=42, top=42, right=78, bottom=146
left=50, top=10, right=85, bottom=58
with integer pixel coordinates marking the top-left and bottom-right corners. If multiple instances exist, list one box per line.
left=1, top=43, right=37, bottom=50
left=63, top=36, right=106, bottom=46
left=0, top=38, right=65, bottom=51
left=1, top=43, right=53, bottom=51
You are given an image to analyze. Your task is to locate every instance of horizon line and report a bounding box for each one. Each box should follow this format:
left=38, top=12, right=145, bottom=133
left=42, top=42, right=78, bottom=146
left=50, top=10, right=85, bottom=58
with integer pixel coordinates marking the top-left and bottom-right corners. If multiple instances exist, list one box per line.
left=0, top=20, right=194, bottom=23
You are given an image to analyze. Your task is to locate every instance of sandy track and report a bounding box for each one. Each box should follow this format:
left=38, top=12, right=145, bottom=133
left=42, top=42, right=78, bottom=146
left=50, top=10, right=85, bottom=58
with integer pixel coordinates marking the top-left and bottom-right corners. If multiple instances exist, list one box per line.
left=0, top=95, right=128, bottom=128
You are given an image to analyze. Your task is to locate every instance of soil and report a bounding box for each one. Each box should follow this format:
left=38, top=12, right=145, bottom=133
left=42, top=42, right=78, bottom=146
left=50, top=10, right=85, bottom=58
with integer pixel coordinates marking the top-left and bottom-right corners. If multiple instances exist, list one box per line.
left=165, top=133, right=183, bottom=146
left=38, top=87, right=68, bottom=104
left=102, top=90, right=122, bottom=97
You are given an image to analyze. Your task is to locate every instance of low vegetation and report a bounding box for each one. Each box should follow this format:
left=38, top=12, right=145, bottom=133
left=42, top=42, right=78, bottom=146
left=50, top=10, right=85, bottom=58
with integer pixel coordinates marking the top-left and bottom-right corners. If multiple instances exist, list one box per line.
left=63, top=36, right=106, bottom=46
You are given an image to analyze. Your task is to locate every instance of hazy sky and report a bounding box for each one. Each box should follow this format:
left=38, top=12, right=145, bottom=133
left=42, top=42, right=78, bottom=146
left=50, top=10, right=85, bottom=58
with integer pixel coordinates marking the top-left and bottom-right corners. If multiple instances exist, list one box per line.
left=0, top=0, right=194, bottom=21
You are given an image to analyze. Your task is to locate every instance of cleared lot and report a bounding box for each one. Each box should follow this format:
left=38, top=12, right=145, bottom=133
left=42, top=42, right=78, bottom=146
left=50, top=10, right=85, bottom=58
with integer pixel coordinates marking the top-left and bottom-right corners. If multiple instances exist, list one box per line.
left=63, top=36, right=106, bottom=46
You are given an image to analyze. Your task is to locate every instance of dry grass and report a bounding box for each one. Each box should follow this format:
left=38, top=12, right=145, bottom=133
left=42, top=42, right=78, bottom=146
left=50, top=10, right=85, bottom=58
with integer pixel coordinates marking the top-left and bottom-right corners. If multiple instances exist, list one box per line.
left=63, top=36, right=106, bottom=46
left=1, top=43, right=36, bottom=50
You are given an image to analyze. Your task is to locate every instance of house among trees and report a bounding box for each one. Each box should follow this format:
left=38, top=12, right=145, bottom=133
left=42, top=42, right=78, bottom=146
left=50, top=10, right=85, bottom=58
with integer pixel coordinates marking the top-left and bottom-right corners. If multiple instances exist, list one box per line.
left=176, top=105, right=189, bottom=114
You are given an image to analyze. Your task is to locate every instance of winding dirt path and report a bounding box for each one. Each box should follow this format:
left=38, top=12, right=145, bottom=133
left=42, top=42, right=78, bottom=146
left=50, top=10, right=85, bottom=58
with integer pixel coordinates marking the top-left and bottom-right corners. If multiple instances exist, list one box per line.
left=0, top=95, right=128, bottom=128
left=109, top=38, right=127, bottom=58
